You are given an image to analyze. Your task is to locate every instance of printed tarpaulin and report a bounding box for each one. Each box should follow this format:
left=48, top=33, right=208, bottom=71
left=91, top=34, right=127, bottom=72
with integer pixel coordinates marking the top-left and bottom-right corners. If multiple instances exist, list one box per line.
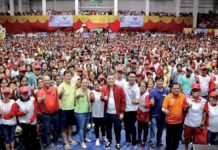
left=48, top=15, right=73, bottom=27
left=120, top=16, right=144, bottom=28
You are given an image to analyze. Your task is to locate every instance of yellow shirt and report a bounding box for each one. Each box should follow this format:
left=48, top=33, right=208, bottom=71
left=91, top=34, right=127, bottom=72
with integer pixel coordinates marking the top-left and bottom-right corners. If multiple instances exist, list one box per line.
left=57, top=81, right=76, bottom=110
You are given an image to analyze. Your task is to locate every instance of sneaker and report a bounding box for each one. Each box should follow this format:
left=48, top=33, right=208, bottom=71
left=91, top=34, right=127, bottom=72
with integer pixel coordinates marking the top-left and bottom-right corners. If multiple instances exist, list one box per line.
left=126, top=142, right=131, bottom=147
left=133, top=145, right=137, bottom=150
left=81, top=142, right=87, bottom=149
left=103, top=136, right=108, bottom=143
left=157, top=143, right=164, bottom=148
left=150, top=143, right=156, bottom=150
left=140, top=142, right=146, bottom=147
left=95, top=139, right=100, bottom=146
left=105, top=141, right=112, bottom=150
left=64, top=143, right=71, bottom=150
left=85, top=138, right=91, bottom=143
left=115, top=144, right=121, bottom=150
left=87, top=123, right=92, bottom=129
left=68, top=138, right=77, bottom=145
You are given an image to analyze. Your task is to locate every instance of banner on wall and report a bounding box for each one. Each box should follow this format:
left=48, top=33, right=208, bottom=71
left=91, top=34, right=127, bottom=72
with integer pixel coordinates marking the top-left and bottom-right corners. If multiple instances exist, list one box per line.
left=48, top=15, right=73, bottom=27
left=90, top=0, right=103, bottom=6
left=194, top=29, right=208, bottom=34
left=120, top=16, right=144, bottom=28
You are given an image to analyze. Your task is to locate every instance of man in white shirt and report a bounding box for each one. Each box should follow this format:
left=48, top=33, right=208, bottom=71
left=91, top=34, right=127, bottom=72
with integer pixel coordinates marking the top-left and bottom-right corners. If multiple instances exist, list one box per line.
left=198, top=66, right=210, bottom=100
left=10, top=61, right=19, bottom=78
left=123, top=71, right=140, bottom=147
left=101, top=73, right=126, bottom=150
left=115, top=67, right=127, bottom=88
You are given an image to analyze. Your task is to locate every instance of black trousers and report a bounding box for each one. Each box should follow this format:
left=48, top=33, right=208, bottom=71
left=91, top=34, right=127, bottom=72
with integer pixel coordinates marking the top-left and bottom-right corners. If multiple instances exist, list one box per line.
left=20, top=123, right=38, bottom=150
left=124, top=111, right=137, bottom=145
left=138, top=121, right=149, bottom=143
left=166, top=123, right=183, bottom=150
left=93, top=117, right=106, bottom=139
left=105, top=113, right=122, bottom=144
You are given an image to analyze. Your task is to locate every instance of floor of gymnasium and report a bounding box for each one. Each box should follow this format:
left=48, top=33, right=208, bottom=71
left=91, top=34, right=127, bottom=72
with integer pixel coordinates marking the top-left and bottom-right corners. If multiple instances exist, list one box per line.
left=51, top=127, right=186, bottom=150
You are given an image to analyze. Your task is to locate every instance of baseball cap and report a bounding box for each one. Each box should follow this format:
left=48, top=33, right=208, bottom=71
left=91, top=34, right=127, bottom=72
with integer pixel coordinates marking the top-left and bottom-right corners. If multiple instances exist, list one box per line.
left=210, top=91, right=218, bottom=97
left=19, top=86, right=28, bottom=94
left=192, top=83, right=200, bottom=90
left=2, top=87, right=12, bottom=94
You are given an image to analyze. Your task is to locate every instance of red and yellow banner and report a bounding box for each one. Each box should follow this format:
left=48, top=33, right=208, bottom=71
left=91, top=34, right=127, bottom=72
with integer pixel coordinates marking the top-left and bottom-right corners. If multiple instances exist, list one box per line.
left=0, top=15, right=193, bottom=34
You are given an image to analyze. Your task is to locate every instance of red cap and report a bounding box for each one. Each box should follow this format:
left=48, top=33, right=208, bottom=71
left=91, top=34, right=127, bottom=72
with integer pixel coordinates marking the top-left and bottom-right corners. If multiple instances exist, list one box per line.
left=2, top=87, right=12, bottom=94
left=24, top=51, right=29, bottom=55
left=136, top=72, right=142, bottom=77
left=192, top=83, right=200, bottom=90
left=154, top=54, right=159, bottom=58
left=19, top=66, right=26, bottom=72
left=116, top=67, right=123, bottom=73
left=212, top=62, right=217, bottom=67
left=149, top=65, right=155, bottom=70
left=144, top=61, right=149, bottom=65
left=210, top=91, right=218, bottom=97
left=98, top=74, right=106, bottom=81
left=131, top=60, right=137, bottom=65
left=146, top=70, right=153, bottom=75
left=77, top=68, right=83, bottom=72
left=19, top=86, right=28, bottom=94
left=4, top=55, right=9, bottom=59
left=34, top=65, right=41, bottom=69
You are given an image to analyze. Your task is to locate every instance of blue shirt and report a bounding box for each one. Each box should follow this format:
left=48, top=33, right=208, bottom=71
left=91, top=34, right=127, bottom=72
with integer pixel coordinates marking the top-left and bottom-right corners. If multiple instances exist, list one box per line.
left=178, top=75, right=195, bottom=96
left=150, top=87, right=169, bottom=117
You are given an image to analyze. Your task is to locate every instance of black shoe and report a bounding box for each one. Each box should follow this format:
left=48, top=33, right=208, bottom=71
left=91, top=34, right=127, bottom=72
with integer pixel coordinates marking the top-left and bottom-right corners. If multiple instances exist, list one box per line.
left=115, top=144, right=121, bottom=150
left=156, top=143, right=164, bottom=148
left=105, top=141, right=112, bottom=150
left=150, top=143, right=156, bottom=150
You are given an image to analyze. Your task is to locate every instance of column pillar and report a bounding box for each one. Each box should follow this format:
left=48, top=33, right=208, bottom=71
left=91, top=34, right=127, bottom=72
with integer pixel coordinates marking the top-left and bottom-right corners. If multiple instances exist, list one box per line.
left=53, top=0, right=57, bottom=11
left=18, top=0, right=23, bottom=13
left=42, top=0, right=47, bottom=15
left=193, top=0, right=199, bottom=28
left=9, top=0, right=14, bottom=16
left=75, top=0, right=79, bottom=15
left=114, top=0, right=118, bottom=15
left=175, top=0, right=181, bottom=17
left=2, top=0, right=5, bottom=13
left=145, top=0, right=150, bottom=16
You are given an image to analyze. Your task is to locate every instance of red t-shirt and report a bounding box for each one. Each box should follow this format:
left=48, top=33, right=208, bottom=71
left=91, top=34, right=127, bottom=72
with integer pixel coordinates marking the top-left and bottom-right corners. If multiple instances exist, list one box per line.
left=36, top=87, right=59, bottom=114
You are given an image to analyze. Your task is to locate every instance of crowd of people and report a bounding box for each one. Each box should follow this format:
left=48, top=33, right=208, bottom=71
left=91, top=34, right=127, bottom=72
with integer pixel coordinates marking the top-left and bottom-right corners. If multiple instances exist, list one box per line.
left=198, top=12, right=218, bottom=29
left=0, top=31, right=217, bottom=150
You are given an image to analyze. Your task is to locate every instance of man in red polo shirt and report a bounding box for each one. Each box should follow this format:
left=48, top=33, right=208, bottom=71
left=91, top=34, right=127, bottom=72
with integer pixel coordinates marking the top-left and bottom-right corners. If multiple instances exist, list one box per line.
left=36, top=75, right=59, bottom=148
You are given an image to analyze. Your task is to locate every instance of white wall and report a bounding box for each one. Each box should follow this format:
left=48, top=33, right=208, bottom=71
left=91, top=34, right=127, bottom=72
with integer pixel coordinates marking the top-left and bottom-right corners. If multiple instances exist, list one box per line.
left=0, top=0, right=215, bottom=14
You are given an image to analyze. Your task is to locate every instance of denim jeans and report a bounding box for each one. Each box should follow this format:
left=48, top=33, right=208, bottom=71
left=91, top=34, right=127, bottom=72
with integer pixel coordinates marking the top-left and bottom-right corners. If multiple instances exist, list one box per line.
left=149, top=116, right=165, bottom=145
left=2, top=125, right=16, bottom=144
left=74, top=112, right=90, bottom=143
left=40, top=112, right=59, bottom=146
left=208, top=130, right=218, bottom=145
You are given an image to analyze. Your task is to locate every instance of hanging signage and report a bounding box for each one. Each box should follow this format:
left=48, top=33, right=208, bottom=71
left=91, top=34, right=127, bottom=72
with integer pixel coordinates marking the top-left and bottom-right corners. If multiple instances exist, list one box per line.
left=49, top=15, right=73, bottom=27
left=90, top=0, right=103, bottom=6
left=120, top=16, right=144, bottom=28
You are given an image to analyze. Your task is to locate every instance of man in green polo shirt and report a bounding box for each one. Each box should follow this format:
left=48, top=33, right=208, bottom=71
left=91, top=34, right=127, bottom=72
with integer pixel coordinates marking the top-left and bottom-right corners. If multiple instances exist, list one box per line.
left=58, top=70, right=77, bottom=149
